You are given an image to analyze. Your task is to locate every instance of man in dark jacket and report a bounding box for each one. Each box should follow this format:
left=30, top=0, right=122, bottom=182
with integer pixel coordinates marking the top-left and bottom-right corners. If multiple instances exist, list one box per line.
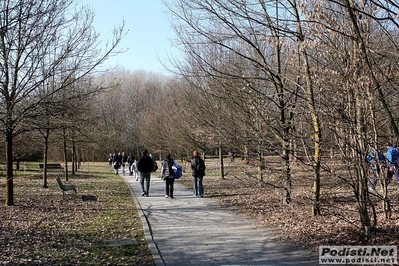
left=137, top=150, right=154, bottom=196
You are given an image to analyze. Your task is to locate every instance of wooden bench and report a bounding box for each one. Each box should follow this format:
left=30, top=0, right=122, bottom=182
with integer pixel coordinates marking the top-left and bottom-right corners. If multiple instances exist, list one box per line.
left=39, top=163, right=64, bottom=172
left=55, top=176, right=76, bottom=198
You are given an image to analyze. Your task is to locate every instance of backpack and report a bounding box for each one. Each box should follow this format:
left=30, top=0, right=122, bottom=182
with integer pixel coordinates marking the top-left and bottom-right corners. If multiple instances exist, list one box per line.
left=153, top=161, right=158, bottom=172
left=172, top=160, right=182, bottom=179
left=378, top=151, right=387, bottom=167
left=195, top=158, right=205, bottom=176
left=391, top=148, right=399, bottom=165
left=365, top=153, right=372, bottom=164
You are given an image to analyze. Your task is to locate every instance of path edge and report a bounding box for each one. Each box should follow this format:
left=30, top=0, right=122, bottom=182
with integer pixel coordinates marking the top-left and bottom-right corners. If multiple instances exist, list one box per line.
left=122, top=176, right=165, bottom=266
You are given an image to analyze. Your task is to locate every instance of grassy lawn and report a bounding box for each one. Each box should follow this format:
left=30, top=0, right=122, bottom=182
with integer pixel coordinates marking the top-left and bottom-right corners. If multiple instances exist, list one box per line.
left=0, top=162, right=155, bottom=266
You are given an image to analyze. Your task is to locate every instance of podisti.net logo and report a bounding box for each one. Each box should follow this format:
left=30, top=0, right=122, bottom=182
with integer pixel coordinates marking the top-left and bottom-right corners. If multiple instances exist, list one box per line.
left=319, top=246, right=397, bottom=265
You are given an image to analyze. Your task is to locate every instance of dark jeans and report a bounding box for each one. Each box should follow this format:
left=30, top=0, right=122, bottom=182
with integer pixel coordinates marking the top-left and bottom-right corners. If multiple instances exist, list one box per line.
left=386, top=166, right=399, bottom=185
left=165, top=177, right=175, bottom=197
left=193, top=176, right=204, bottom=196
left=140, top=172, right=151, bottom=195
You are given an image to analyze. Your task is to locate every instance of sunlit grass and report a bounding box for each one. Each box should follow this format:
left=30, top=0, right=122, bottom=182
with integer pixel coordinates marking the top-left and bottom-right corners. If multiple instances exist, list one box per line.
left=0, top=162, right=155, bottom=266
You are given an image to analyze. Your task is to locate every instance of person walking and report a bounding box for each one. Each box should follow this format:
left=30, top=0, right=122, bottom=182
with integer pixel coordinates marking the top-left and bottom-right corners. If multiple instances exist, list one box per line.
left=108, top=153, right=113, bottom=166
left=386, top=143, right=399, bottom=189
left=127, top=153, right=135, bottom=176
left=191, top=150, right=206, bottom=197
left=112, top=152, right=122, bottom=175
left=162, top=153, right=175, bottom=198
left=132, top=159, right=139, bottom=181
left=137, top=150, right=154, bottom=196
left=150, top=153, right=158, bottom=172
left=121, top=152, right=128, bottom=175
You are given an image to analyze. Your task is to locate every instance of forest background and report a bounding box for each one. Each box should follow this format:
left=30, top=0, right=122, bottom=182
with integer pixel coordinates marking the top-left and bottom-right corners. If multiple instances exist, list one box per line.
left=1, top=0, right=399, bottom=244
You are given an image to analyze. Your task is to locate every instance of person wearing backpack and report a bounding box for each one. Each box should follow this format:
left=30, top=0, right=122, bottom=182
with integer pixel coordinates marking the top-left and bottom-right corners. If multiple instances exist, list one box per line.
left=386, top=143, right=399, bottom=189
left=112, top=152, right=122, bottom=175
left=191, top=150, right=206, bottom=197
left=161, top=153, right=175, bottom=198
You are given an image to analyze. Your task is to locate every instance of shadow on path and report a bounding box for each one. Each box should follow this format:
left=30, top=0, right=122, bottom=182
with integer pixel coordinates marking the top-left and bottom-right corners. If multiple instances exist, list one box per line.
left=123, top=175, right=319, bottom=266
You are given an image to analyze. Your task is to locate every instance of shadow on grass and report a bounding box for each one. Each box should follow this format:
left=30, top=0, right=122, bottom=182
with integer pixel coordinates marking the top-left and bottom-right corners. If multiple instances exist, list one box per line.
left=209, top=193, right=252, bottom=198
left=82, top=194, right=98, bottom=201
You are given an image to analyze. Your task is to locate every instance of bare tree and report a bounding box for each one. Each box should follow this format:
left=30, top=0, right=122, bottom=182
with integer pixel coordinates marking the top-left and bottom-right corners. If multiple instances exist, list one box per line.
left=299, top=0, right=399, bottom=235
left=0, top=0, right=125, bottom=206
left=289, top=0, right=323, bottom=215
left=168, top=0, right=301, bottom=202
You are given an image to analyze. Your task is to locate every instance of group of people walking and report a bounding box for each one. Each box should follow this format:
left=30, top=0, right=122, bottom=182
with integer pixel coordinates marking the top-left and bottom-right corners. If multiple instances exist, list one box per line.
left=109, top=152, right=138, bottom=178
left=366, top=142, right=399, bottom=190
left=109, top=149, right=206, bottom=199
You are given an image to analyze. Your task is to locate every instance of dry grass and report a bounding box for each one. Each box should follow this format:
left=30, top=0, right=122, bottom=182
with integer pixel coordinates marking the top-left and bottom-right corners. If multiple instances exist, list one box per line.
left=0, top=162, right=154, bottom=266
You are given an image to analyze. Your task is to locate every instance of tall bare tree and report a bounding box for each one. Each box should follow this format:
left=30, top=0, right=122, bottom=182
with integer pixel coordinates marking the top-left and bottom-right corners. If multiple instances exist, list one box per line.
left=0, top=0, right=125, bottom=206
left=168, top=0, right=301, bottom=202
left=288, top=0, right=323, bottom=215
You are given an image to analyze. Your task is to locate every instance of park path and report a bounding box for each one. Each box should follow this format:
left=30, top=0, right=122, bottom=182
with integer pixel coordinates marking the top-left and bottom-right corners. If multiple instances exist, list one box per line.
left=123, top=174, right=319, bottom=266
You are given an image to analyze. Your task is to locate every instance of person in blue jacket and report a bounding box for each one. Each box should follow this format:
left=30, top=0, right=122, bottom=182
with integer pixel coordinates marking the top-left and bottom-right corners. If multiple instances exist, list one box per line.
left=386, top=143, right=399, bottom=188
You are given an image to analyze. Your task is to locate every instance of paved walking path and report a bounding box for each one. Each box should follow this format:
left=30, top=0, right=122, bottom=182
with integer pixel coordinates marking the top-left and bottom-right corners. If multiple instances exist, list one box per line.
left=122, top=174, right=319, bottom=266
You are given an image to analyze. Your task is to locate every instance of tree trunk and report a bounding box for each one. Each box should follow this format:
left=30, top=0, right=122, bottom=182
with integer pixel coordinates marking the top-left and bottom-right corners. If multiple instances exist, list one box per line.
left=5, top=127, right=14, bottom=206
left=72, top=140, right=76, bottom=175
left=258, top=142, right=263, bottom=183
left=273, top=1, right=293, bottom=204
left=63, top=128, right=68, bottom=181
left=219, top=146, right=224, bottom=179
left=381, top=177, right=391, bottom=219
left=346, top=0, right=372, bottom=236
left=292, top=0, right=322, bottom=215
left=282, top=140, right=292, bottom=204
left=42, top=128, right=50, bottom=188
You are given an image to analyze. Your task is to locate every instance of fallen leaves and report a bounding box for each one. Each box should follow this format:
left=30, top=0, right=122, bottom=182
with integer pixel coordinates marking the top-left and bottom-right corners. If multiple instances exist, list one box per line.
left=179, top=161, right=399, bottom=253
left=0, top=164, right=154, bottom=266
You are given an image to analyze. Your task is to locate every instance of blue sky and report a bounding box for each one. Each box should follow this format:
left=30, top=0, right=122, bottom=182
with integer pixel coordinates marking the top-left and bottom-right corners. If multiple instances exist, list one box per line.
left=80, top=0, right=180, bottom=74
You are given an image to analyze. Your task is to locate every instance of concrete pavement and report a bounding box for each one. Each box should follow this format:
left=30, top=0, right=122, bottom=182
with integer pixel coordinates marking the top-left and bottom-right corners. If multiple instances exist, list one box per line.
left=122, top=174, right=319, bottom=266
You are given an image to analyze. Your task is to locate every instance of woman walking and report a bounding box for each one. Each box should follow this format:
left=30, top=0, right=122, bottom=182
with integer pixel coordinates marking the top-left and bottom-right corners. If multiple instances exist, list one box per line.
left=191, top=150, right=206, bottom=197
left=162, top=153, right=175, bottom=198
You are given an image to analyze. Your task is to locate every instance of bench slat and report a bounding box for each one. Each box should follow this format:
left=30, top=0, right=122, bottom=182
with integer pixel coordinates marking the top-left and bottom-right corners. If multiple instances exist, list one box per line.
left=39, top=164, right=64, bottom=172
